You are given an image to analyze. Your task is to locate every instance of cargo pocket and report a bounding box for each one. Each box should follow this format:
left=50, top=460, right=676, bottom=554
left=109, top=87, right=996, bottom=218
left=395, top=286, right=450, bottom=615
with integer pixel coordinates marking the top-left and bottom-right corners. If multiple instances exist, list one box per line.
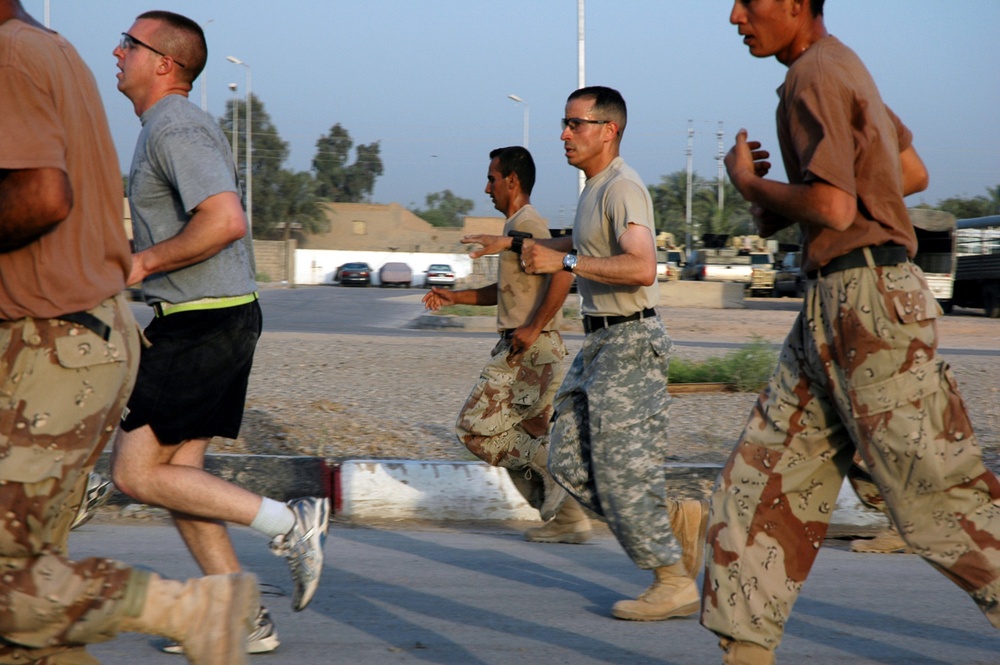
left=883, top=264, right=943, bottom=324
left=850, top=357, right=943, bottom=419
left=592, top=330, right=672, bottom=433
left=511, top=343, right=562, bottom=408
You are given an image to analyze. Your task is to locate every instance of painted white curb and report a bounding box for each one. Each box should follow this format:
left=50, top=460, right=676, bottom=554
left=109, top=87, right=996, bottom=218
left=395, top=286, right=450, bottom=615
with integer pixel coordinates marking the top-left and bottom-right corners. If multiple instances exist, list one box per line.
left=338, top=459, right=888, bottom=530
left=339, top=460, right=539, bottom=521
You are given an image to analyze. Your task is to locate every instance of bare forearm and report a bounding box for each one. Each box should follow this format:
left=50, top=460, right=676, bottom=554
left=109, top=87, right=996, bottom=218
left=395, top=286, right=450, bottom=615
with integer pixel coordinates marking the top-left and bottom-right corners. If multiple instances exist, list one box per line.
left=0, top=168, right=72, bottom=252
left=572, top=252, right=656, bottom=286
left=736, top=175, right=856, bottom=232
left=525, top=271, right=573, bottom=333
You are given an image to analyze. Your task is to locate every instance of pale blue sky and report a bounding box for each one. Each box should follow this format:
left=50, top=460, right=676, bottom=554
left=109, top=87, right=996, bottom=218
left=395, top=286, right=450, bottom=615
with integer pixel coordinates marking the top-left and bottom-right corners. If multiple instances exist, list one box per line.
left=27, top=1, right=1000, bottom=224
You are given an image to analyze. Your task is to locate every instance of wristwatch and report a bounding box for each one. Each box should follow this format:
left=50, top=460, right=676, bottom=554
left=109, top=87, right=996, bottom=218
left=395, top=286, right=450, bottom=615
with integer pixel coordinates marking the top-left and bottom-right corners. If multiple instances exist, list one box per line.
left=562, top=252, right=578, bottom=272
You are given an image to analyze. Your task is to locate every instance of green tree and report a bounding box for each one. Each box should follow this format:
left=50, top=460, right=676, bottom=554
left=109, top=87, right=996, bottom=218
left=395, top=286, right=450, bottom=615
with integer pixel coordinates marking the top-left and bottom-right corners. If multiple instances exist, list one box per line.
left=312, top=123, right=384, bottom=202
left=267, top=170, right=328, bottom=241
left=935, top=194, right=993, bottom=220
left=221, top=93, right=325, bottom=238
left=411, top=190, right=474, bottom=227
left=648, top=171, right=756, bottom=248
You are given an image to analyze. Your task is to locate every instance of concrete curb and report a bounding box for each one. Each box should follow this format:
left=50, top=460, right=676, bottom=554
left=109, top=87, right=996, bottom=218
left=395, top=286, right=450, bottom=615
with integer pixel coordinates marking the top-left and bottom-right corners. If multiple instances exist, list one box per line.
left=93, top=453, right=886, bottom=535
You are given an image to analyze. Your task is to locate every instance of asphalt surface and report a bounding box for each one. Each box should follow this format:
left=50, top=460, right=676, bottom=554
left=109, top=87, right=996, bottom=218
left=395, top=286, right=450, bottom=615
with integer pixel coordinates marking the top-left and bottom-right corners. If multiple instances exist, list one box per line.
left=72, top=520, right=1000, bottom=665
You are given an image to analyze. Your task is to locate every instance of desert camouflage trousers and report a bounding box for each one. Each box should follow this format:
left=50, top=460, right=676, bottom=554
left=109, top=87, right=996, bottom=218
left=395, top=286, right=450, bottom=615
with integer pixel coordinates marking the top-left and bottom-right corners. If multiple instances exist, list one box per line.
left=0, top=295, right=143, bottom=664
left=456, top=331, right=566, bottom=471
left=549, top=317, right=682, bottom=569
left=702, top=261, right=1000, bottom=650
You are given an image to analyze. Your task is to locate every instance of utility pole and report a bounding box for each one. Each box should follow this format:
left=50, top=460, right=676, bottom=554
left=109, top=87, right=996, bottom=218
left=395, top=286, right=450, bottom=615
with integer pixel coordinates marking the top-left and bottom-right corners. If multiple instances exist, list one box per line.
left=685, top=121, right=694, bottom=255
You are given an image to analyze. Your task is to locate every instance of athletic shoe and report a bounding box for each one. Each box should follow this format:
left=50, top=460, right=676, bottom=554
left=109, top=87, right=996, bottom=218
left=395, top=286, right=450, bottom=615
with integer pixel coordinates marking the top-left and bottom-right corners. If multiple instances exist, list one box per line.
left=70, top=472, right=115, bottom=530
left=160, top=606, right=280, bottom=655
left=269, top=497, right=330, bottom=611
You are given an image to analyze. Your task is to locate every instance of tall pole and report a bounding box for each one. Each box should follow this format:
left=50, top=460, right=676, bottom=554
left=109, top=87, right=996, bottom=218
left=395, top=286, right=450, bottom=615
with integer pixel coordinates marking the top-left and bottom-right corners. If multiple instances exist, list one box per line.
left=716, top=121, right=725, bottom=229
left=685, top=121, right=694, bottom=255
left=228, top=83, right=238, bottom=168
left=227, top=57, right=252, bottom=236
left=507, top=94, right=529, bottom=148
left=43, top=0, right=50, bottom=27
left=577, top=0, right=586, bottom=194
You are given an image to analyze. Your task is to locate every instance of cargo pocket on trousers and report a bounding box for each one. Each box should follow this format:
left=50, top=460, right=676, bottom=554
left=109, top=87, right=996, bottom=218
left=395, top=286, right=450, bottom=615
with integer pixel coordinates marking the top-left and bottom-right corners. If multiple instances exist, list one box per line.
left=511, top=345, right=562, bottom=408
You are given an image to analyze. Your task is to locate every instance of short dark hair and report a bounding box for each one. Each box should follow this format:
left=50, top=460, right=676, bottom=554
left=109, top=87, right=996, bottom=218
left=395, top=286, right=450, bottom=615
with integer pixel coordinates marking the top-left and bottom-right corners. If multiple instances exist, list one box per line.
left=137, top=10, right=207, bottom=84
left=809, top=0, right=825, bottom=17
left=567, top=86, right=627, bottom=138
left=488, top=146, right=536, bottom=196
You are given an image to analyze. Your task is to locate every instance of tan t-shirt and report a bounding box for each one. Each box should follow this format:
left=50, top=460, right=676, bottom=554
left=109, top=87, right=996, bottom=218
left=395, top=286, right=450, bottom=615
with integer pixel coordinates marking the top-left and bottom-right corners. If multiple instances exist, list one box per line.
left=0, top=20, right=130, bottom=320
left=573, top=156, right=658, bottom=316
left=497, top=204, right=562, bottom=331
left=777, top=36, right=916, bottom=274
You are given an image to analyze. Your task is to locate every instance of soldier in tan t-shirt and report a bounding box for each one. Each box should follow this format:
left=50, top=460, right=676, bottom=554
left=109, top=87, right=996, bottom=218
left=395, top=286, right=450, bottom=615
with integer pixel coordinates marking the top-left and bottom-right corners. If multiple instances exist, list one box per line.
left=422, top=146, right=589, bottom=542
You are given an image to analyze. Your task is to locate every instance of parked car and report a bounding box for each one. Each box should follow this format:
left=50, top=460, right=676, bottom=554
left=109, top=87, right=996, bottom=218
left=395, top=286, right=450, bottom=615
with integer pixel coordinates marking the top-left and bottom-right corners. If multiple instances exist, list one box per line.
left=335, top=262, right=373, bottom=286
left=424, top=264, right=456, bottom=288
left=379, top=262, right=412, bottom=288
left=773, top=252, right=805, bottom=298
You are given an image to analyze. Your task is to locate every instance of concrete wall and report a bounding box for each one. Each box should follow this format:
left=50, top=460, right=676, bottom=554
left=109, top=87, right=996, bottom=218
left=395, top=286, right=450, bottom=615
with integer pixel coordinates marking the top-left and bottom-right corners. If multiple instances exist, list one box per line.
left=253, top=240, right=295, bottom=283
left=658, top=280, right=746, bottom=309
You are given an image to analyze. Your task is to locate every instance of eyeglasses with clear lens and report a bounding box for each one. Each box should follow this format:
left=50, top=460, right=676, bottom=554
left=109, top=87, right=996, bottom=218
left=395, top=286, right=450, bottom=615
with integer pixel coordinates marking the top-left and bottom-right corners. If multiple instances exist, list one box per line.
left=119, top=32, right=186, bottom=68
left=561, top=117, right=610, bottom=131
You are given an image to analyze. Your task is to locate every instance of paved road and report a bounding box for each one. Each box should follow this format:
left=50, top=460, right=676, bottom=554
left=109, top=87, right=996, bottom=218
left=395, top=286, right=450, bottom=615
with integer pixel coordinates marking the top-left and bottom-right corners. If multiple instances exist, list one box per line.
left=74, top=520, right=1000, bottom=665
left=130, top=286, right=999, bottom=356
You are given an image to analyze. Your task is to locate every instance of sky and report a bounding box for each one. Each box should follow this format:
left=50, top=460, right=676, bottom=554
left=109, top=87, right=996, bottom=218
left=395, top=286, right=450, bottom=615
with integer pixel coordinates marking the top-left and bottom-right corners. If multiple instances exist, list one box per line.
left=26, top=0, right=1000, bottom=226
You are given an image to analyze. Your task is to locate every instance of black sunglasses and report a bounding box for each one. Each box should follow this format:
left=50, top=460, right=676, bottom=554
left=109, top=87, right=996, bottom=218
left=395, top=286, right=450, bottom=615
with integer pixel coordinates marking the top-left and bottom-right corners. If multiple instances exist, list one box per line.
left=120, top=32, right=186, bottom=68
left=561, top=117, right=610, bottom=132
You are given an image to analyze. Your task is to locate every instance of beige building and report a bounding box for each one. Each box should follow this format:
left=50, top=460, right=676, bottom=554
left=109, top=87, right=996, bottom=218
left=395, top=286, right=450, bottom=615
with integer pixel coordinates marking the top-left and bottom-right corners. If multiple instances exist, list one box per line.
left=299, top=202, right=505, bottom=253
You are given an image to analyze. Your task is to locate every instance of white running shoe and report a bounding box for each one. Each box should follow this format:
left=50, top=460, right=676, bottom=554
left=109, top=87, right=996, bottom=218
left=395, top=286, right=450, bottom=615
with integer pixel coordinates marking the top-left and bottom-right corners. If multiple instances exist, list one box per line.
left=269, top=497, right=330, bottom=611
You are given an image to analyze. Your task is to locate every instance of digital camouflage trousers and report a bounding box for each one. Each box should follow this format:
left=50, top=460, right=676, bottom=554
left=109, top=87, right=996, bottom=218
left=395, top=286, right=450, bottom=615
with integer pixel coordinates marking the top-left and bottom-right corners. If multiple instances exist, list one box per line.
left=702, top=261, right=1000, bottom=651
left=549, top=317, right=682, bottom=570
left=0, top=295, right=143, bottom=664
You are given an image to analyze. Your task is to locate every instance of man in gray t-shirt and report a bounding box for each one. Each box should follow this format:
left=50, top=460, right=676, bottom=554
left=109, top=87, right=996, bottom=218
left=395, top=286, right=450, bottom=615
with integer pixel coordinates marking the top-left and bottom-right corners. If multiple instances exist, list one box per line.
left=110, top=10, right=329, bottom=657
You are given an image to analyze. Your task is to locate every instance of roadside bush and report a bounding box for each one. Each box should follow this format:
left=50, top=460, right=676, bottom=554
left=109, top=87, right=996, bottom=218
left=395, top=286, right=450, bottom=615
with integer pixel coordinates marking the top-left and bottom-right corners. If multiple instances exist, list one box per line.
left=669, top=336, right=777, bottom=392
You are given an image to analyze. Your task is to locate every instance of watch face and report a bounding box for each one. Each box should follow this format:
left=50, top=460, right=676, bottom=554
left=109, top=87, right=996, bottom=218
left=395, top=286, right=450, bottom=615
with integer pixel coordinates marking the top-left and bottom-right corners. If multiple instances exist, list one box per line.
left=563, top=253, right=578, bottom=271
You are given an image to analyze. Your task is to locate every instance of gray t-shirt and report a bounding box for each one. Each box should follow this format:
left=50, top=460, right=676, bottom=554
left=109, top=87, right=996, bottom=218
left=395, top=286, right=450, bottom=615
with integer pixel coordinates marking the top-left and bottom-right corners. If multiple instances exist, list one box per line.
left=128, top=94, right=256, bottom=304
left=573, top=156, right=658, bottom=316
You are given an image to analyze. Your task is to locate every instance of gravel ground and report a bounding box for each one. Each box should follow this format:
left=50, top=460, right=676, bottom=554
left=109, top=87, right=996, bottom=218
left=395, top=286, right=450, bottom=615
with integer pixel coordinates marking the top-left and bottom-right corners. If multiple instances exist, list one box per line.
left=224, top=303, right=1000, bottom=472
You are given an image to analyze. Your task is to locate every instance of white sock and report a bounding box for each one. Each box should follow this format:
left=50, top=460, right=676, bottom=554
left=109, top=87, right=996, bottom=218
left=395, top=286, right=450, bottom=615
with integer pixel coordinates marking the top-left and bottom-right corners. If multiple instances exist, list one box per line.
left=250, top=497, right=295, bottom=538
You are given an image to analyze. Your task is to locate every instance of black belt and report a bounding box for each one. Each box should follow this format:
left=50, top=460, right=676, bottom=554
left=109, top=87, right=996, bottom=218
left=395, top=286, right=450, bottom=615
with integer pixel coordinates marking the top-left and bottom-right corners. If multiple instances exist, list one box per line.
left=806, top=244, right=908, bottom=280
left=56, top=312, right=111, bottom=341
left=583, top=307, right=657, bottom=334
left=500, top=329, right=515, bottom=340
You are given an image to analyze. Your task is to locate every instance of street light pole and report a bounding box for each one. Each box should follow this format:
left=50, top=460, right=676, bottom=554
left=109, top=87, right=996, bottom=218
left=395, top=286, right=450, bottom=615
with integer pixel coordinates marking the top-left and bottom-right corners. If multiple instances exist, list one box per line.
left=226, top=56, right=252, bottom=235
left=228, top=83, right=238, bottom=169
left=507, top=94, right=529, bottom=149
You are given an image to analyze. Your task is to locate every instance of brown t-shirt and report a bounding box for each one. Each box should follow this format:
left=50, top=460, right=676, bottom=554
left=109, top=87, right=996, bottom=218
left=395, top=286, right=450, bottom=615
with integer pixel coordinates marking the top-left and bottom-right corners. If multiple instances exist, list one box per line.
left=497, top=204, right=561, bottom=331
left=777, top=36, right=916, bottom=274
left=0, top=20, right=130, bottom=320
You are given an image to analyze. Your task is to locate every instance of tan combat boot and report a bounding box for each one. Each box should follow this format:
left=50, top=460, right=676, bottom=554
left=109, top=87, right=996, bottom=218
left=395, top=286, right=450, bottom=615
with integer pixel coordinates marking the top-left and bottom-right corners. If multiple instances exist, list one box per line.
left=611, top=562, right=700, bottom=621
left=668, top=498, right=710, bottom=579
left=119, top=572, right=259, bottom=665
left=720, top=638, right=776, bottom=665
left=523, top=497, right=592, bottom=544
left=527, top=446, right=568, bottom=521
left=850, top=523, right=909, bottom=554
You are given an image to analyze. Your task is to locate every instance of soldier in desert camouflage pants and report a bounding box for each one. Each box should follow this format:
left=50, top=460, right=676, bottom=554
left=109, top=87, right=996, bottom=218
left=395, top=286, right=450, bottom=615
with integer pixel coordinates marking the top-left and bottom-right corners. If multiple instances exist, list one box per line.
left=703, top=262, right=1000, bottom=651
left=548, top=317, right=683, bottom=569
left=0, top=295, right=142, bottom=664
left=457, top=331, right=566, bottom=471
